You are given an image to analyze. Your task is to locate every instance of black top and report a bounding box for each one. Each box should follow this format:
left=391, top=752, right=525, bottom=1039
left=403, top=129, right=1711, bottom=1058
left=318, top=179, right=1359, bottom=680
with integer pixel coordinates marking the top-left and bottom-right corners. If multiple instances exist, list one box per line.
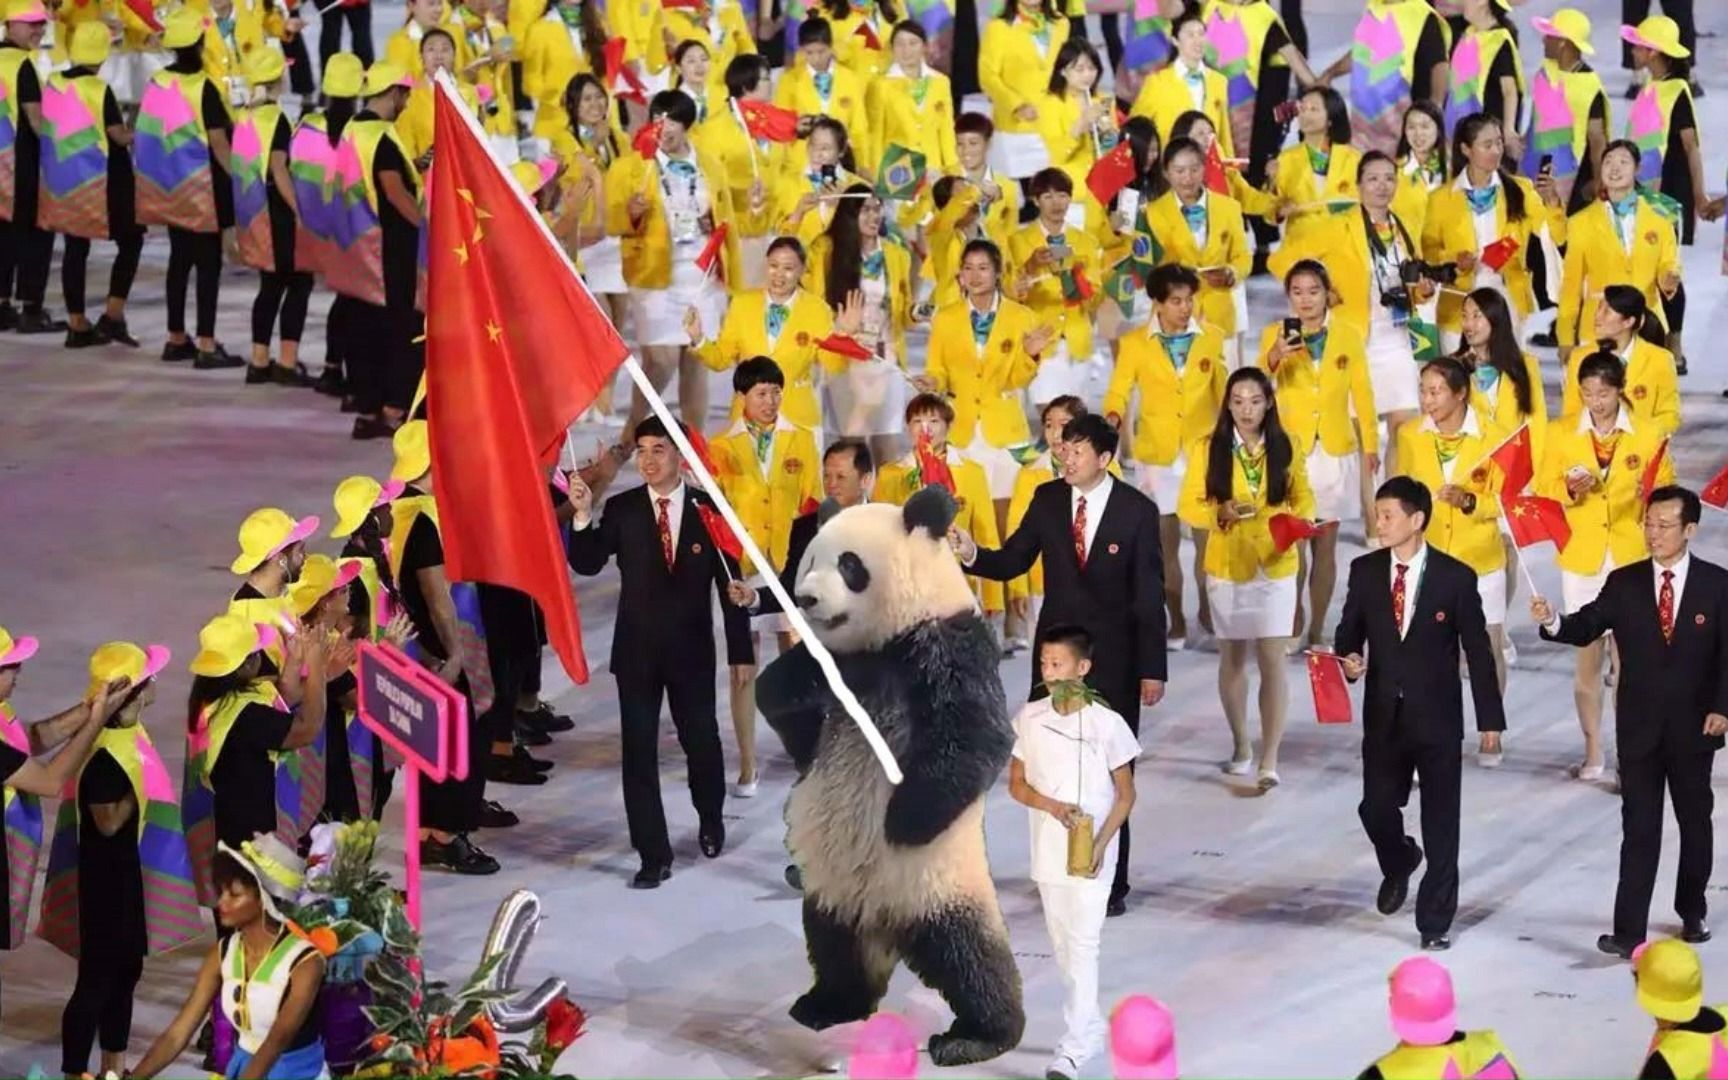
left=266, top=116, right=297, bottom=271
left=4, top=46, right=40, bottom=200
left=78, top=747, right=147, bottom=956
left=231, top=582, right=281, bottom=678
left=1358, top=1031, right=1467, bottom=1080
left=1566, top=71, right=1609, bottom=214
left=1661, top=84, right=1696, bottom=239
left=1641, top=1008, right=1727, bottom=1079
left=210, top=701, right=293, bottom=848
left=396, top=496, right=447, bottom=662
left=1478, top=45, right=1521, bottom=137
left=359, top=108, right=419, bottom=269
left=0, top=740, right=25, bottom=947
left=319, top=672, right=360, bottom=823
left=1411, top=17, right=1448, bottom=104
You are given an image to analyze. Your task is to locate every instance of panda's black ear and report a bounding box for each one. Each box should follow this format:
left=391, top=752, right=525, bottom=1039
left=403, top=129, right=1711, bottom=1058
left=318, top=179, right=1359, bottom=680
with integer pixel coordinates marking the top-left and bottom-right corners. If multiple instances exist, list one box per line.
left=817, top=497, right=843, bottom=529
left=903, top=486, right=957, bottom=538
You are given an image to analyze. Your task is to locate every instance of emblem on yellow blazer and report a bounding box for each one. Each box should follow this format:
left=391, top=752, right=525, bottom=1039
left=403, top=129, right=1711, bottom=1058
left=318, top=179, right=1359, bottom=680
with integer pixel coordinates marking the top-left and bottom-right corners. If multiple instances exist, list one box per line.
left=1634, top=385, right=1649, bottom=401
left=1626, top=454, right=1642, bottom=472
left=785, top=458, right=804, bottom=474
left=796, top=330, right=810, bottom=346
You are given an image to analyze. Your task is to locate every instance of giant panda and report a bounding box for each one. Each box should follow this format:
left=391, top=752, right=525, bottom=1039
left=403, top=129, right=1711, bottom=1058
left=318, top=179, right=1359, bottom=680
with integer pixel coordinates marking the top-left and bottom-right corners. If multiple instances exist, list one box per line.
left=756, top=485, right=1025, bottom=1067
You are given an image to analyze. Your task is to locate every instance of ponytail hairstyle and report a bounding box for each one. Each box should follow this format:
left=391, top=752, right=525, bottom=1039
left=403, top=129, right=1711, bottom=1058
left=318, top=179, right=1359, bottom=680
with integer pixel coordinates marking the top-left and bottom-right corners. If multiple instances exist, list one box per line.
left=1451, top=113, right=1527, bottom=223
left=1462, top=287, right=1534, bottom=417
left=1575, top=349, right=1628, bottom=395
left=1205, top=367, right=1292, bottom=507
left=1599, top=283, right=1668, bottom=348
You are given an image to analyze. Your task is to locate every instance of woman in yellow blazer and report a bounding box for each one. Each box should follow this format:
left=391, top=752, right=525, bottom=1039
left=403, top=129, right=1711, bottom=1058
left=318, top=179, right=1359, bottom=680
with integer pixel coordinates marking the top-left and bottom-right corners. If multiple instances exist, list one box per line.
left=819, top=0, right=893, bottom=77
left=771, top=117, right=866, bottom=248
left=877, top=393, right=1005, bottom=616
left=1129, top=7, right=1230, bottom=158
left=1561, top=286, right=1680, bottom=437
left=608, top=91, right=745, bottom=431
left=775, top=18, right=871, bottom=177
left=1007, top=167, right=1101, bottom=408
left=1392, top=100, right=1445, bottom=243
left=384, top=0, right=474, bottom=78
left=1032, top=38, right=1118, bottom=241
left=672, top=40, right=728, bottom=127
left=695, top=55, right=789, bottom=293
left=1422, top=113, right=1566, bottom=344
left=1267, top=86, right=1363, bottom=250
left=1556, top=139, right=1681, bottom=353
left=521, top=0, right=603, bottom=138
left=551, top=73, right=629, bottom=419
left=952, top=111, right=1022, bottom=248
left=1536, top=349, right=1674, bottom=782
left=663, top=0, right=755, bottom=93
left=977, top=0, right=1067, bottom=140
left=1255, top=261, right=1376, bottom=649
left=1103, top=263, right=1227, bottom=646
left=1148, top=138, right=1251, bottom=349
left=1395, top=356, right=1511, bottom=692
left=454, top=0, right=515, bottom=139
left=869, top=21, right=957, bottom=177
left=395, top=30, right=487, bottom=167
left=1179, top=367, right=1314, bottom=789
left=687, top=236, right=840, bottom=440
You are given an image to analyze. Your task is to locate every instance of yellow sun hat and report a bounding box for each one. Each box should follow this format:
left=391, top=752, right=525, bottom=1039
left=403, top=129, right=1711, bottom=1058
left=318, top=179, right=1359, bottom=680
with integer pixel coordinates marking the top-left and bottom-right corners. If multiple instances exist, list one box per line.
left=69, top=21, right=112, bottom=66
left=1635, top=939, right=1704, bottom=1022
left=231, top=507, right=322, bottom=575
left=1622, top=15, right=1690, bottom=60
left=188, top=613, right=279, bottom=678
left=323, top=52, right=364, bottom=98
left=360, top=60, right=412, bottom=97
left=331, top=476, right=405, bottom=538
left=510, top=158, right=559, bottom=197
left=86, top=641, right=172, bottom=700
left=3, top=0, right=49, bottom=23
left=0, top=625, right=39, bottom=668
left=390, top=420, right=431, bottom=483
left=1531, top=8, right=1595, bottom=56
left=160, top=7, right=206, bottom=48
left=244, top=43, right=288, bottom=86
left=288, top=554, right=362, bottom=618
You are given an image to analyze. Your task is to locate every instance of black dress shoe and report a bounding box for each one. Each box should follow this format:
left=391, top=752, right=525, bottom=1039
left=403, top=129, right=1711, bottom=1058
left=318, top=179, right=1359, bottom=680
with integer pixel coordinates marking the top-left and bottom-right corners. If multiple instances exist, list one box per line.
left=340, top=394, right=361, bottom=414
left=1378, top=844, right=1424, bottom=916
left=16, top=307, right=66, bottom=334
left=630, top=863, right=671, bottom=889
left=1598, top=933, right=1638, bottom=959
left=313, top=365, right=347, bottom=396
left=478, top=800, right=519, bottom=828
left=245, top=364, right=274, bottom=385
left=514, top=724, right=552, bottom=747
left=1684, top=921, right=1712, bottom=944
left=486, top=752, right=548, bottom=785
left=272, top=362, right=316, bottom=387
left=1106, top=894, right=1127, bottom=918
left=161, top=340, right=198, bottom=362
left=785, top=864, right=803, bottom=891
left=64, top=326, right=102, bottom=348
left=422, top=833, right=500, bottom=875
left=95, top=314, right=139, bottom=347
left=508, top=744, right=553, bottom=772
left=518, top=703, right=575, bottom=733
left=699, top=822, right=725, bottom=858
left=1421, top=933, right=1451, bottom=952
left=194, top=345, right=244, bottom=370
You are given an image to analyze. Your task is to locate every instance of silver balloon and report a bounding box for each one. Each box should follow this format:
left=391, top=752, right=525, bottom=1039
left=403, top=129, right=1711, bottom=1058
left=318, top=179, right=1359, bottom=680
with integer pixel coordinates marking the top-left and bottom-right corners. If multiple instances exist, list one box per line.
left=479, top=889, right=569, bottom=1032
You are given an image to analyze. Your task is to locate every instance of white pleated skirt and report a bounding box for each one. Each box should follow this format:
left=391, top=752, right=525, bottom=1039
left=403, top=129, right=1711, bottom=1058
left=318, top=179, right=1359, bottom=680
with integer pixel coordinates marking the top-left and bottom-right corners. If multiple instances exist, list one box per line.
left=582, top=236, right=627, bottom=296
left=1562, top=550, right=1616, bottom=615
left=958, top=434, right=1022, bottom=500
left=630, top=246, right=728, bottom=347
left=1306, top=443, right=1361, bottom=522
left=827, top=357, right=909, bottom=438
left=1207, top=572, right=1298, bottom=641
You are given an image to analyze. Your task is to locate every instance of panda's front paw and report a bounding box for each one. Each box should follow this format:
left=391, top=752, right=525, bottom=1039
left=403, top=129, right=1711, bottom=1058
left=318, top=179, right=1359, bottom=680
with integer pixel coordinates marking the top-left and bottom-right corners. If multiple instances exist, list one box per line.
left=928, top=1032, right=1016, bottom=1067
left=789, top=991, right=872, bottom=1031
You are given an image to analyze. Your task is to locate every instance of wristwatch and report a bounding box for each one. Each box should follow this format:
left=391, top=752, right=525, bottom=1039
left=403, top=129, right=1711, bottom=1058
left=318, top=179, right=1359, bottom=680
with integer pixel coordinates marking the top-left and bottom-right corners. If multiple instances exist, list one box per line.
left=1462, top=493, right=1478, bottom=514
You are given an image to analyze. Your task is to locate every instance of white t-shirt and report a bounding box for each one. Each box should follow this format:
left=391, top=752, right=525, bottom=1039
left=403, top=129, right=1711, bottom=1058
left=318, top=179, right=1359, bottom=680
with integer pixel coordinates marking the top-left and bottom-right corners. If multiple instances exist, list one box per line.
left=1011, top=698, right=1141, bottom=886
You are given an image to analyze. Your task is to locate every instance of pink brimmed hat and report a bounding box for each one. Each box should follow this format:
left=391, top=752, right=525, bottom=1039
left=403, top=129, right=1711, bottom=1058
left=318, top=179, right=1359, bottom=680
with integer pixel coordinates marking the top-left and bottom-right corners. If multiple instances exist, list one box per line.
left=0, top=625, right=39, bottom=668
left=1621, top=15, right=1690, bottom=59
left=1111, top=996, right=1178, bottom=1079
left=86, top=642, right=171, bottom=698
left=1389, top=957, right=1458, bottom=1046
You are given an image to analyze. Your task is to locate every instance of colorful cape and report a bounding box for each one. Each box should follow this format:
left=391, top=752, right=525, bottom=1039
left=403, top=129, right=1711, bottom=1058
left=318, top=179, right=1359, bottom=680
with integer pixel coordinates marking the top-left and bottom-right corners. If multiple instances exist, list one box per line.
left=39, top=73, right=111, bottom=239
left=0, top=702, right=42, bottom=949
left=134, top=72, right=219, bottom=233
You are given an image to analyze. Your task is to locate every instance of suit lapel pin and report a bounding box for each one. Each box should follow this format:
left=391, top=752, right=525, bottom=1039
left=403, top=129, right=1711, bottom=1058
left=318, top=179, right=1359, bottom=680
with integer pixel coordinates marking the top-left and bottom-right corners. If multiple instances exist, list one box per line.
left=692, top=542, right=704, bottom=555
left=1108, top=543, right=1120, bottom=555
left=1697, top=614, right=1707, bottom=626
left=1435, top=611, right=1447, bottom=623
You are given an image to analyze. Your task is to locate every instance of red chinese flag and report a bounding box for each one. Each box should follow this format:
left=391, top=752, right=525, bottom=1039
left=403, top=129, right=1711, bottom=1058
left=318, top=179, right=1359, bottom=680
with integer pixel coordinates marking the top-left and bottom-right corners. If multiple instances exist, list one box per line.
left=631, top=118, right=663, bottom=159
left=682, top=424, right=724, bottom=479
left=1085, top=141, right=1136, bottom=207
left=1269, top=514, right=1337, bottom=554
left=737, top=98, right=800, bottom=143
left=1204, top=141, right=1230, bottom=196
left=1488, top=423, right=1534, bottom=496
left=424, top=82, right=629, bottom=685
left=125, top=0, right=163, bottom=32
left=1641, top=438, right=1669, bottom=504
left=1307, top=652, right=1352, bottom=724
left=817, top=333, right=873, bottom=360
left=853, top=20, right=881, bottom=49
left=695, top=503, right=744, bottom=560
left=695, top=222, right=728, bottom=279
left=1702, top=461, right=1728, bottom=509
left=915, top=435, right=956, bottom=494
left=1502, top=493, right=1572, bottom=551
left=603, top=37, right=647, bottom=105
left=662, top=0, right=704, bottom=8
left=1480, top=236, right=1521, bottom=273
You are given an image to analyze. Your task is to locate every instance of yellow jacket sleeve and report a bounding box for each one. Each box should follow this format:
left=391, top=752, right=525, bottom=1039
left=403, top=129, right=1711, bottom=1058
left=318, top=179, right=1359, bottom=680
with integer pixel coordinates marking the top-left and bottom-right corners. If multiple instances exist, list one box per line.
left=1351, top=348, right=1380, bottom=455
left=977, top=22, right=1028, bottom=117
left=1176, top=439, right=1216, bottom=533
left=1101, top=341, right=1137, bottom=421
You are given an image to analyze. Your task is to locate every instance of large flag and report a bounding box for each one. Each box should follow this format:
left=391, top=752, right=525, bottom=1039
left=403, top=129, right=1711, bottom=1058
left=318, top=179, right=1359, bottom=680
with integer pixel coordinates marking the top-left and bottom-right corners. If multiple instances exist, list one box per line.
left=424, top=78, right=627, bottom=684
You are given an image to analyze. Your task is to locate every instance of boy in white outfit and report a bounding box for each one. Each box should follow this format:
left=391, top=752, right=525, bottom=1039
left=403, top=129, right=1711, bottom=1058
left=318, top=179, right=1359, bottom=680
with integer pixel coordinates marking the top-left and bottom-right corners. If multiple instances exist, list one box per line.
left=1008, top=624, right=1140, bottom=1080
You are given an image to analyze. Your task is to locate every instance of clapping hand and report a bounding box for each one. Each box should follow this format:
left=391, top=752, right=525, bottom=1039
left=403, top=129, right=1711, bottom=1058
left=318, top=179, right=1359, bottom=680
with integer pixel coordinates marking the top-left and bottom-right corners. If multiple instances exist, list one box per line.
left=1023, top=323, right=1056, bottom=357
left=382, top=610, right=417, bottom=650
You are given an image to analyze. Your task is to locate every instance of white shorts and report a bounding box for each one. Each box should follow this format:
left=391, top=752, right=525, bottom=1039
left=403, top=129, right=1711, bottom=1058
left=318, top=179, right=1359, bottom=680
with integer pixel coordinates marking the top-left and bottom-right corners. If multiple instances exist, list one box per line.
left=1306, top=444, right=1362, bottom=522
left=827, top=357, right=908, bottom=438
left=1365, top=318, right=1420, bottom=416
left=1137, top=452, right=1186, bottom=516
left=1476, top=568, right=1507, bottom=626
left=960, top=435, right=1022, bottom=501
left=1562, top=551, right=1616, bottom=615
left=735, top=235, right=769, bottom=292
left=582, top=235, right=627, bottom=295
left=1028, top=340, right=1084, bottom=405
left=1206, top=572, right=1298, bottom=641
left=630, top=246, right=728, bottom=347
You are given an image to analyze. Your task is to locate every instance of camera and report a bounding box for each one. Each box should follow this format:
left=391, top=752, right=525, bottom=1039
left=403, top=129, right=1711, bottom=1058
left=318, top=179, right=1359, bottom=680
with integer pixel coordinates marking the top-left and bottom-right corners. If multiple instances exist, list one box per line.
left=1399, top=260, right=1459, bottom=287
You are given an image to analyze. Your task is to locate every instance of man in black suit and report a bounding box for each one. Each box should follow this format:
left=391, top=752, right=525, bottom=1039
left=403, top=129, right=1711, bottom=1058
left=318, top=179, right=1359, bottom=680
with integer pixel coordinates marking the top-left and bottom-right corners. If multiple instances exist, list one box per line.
left=1334, top=477, right=1506, bottom=952
left=952, top=413, right=1166, bottom=916
left=1531, top=485, right=1728, bottom=956
left=567, top=417, right=754, bottom=889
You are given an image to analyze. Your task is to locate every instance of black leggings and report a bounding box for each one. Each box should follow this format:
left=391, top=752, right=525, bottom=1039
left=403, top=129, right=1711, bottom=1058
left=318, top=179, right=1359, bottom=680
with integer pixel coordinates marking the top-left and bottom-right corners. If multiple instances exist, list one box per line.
left=62, top=228, right=143, bottom=316
left=282, top=32, right=314, bottom=96
left=0, top=212, right=54, bottom=308
left=60, top=947, right=143, bottom=1074
left=1664, top=280, right=1686, bottom=337
left=252, top=270, right=314, bottom=345
left=319, top=1, right=375, bottom=68
left=166, top=227, right=222, bottom=338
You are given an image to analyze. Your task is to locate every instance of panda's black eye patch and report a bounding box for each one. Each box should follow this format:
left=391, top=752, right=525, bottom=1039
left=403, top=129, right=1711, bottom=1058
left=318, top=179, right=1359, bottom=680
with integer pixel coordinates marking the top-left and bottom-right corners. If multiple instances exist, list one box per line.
left=838, top=552, right=871, bottom=594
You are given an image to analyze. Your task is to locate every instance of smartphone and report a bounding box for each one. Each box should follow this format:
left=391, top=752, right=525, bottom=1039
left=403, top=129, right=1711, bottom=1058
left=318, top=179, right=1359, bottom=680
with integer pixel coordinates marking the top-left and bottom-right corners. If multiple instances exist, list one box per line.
left=1282, top=316, right=1303, bottom=345
left=1233, top=502, right=1258, bottom=519
left=911, top=301, right=936, bottom=322
left=819, top=163, right=837, bottom=183
left=1538, top=153, right=1554, bottom=176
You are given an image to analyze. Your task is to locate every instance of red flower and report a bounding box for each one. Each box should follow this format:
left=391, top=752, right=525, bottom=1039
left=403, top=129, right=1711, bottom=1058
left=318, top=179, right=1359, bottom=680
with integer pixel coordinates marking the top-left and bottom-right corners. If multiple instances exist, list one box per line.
left=545, top=996, right=587, bottom=1052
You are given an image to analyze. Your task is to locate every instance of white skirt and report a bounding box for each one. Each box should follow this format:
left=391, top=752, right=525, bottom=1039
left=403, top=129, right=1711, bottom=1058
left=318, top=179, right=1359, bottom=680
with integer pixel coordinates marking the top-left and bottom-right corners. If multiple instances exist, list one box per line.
left=1027, top=340, right=1084, bottom=405
left=1365, top=316, right=1420, bottom=416
left=1137, top=452, right=1187, bottom=516
left=959, top=434, right=1021, bottom=500
left=582, top=236, right=627, bottom=296
left=1207, top=572, right=1298, bottom=641
left=1562, top=550, right=1616, bottom=615
left=1306, top=443, right=1361, bottom=522
left=630, top=246, right=729, bottom=347
left=1476, top=568, right=1508, bottom=626
left=827, top=357, right=908, bottom=438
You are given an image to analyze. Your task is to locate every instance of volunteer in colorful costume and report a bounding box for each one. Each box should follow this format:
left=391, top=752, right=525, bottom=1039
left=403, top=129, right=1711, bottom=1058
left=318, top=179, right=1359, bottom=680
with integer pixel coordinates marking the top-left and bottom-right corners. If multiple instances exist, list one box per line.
left=1443, top=0, right=1525, bottom=161
left=1329, top=0, right=1449, bottom=157
left=0, top=0, right=67, bottom=335
left=1523, top=8, right=1608, bottom=215
left=1632, top=939, right=1728, bottom=1080
left=1359, top=957, right=1521, bottom=1079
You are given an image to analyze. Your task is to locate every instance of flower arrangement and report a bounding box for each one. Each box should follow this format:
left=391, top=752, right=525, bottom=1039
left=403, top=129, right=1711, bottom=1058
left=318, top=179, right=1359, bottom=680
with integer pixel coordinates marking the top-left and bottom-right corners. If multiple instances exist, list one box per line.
left=281, top=821, right=390, bottom=983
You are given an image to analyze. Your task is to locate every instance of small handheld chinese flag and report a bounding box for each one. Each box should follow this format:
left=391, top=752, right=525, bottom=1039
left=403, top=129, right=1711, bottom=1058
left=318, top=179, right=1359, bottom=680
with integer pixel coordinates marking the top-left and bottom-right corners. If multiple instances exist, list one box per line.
left=1480, top=236, right=1521, bottom=273
left=695, top=503, right=744, bottom=560
left=915, top=435, right=956, bottom=494
left=1641, top=438, right=1670, bottom=503
left=1060, top=265, right=1095, bottom=305
left=737, top=98, right=799, bottom=143
left=799, top=495, right=821, bottom=517
left=631, top=118, right=663, bottom=159
left=1307, top=652, right=1352, bottom=724
left=695, top=222, right=728, bottom=280
left=817, top=333, right=873, bottom=360
left=1487, top=423, right=1534, bottom=496
left=1502, top=493, right=1571, bottom=551
left=853, top=19, right=881, bottom=49
left=1085, top=141, right=1137, bottom=207
left=1701, top=461, right=1728, bottom=509
left=602, top=37, right=647, bottom=106
left=1269, top=514, right=1337, bottom=554
left=1204, top=141, right=1230, bottom=196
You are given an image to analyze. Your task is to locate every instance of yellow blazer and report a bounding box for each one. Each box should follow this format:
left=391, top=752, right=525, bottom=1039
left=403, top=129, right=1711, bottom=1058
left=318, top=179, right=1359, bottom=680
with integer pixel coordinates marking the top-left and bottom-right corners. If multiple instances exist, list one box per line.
left=925, top=294, right=1043, bottom=448
left=664, top=3, right=756, bottom=90
left=827, top=8, right=891, bottom=78
left=605, top=150, right=741, bottom=288
left=770, top=165, right=866, bottom=247
left=1392, top=160, right=1442, bottom=244
left=693, top=106, right=791, bottom=242
left=1004, top=453, right=1124, bottom=600
left=395, top=80, right=484, bottom=165
left=1266, top=141, right=1364, bottom=248
left=876, top=447, right=1004, bottom=612
left=1129, top=62, right=1232, bottom=159
left=1253, top=319, right=1378, bottom=457
left=1536, top=411, right=1673, bottom=576
left=1267, top=207, right=1422, bottom=335
left=1560, top=338, right=1680, bottom=439
left=1556, top=200, right=1680, bottom=348
left=606, top=0, right=668, bottom=75
left=1007, top=220, right=1101, bottom=360
left=1421, top=175, right=1568, bottom=329
left=1393, top=409, right=1510, bottom=574
left=1145, top=190, right=1251, bottom=335
left=1177, top=434, right=1316, bottom=583
left=385, top=17, right=477, bottom=80
left=521, top=13, right=593, bottom=138
left=710, top=416, right=824, bottom=576
left=201, top=4, right=269, bottom=97
left=803, top=237, right=914, bottom=367
left=1103, top=321, right=1228, bottom=467
left=1467, top=352, right=1548, bottom=464
left=1033, top=90, right=1117, bottom=240
left=978, top=16, right=1068, bottom=137
left=695, top=289, right=841, bottom=430
left=773, top=62, right=871, bottom=178
left=868, top=67, right=958, bottom=176
left=453, top=9, right=515, bottom=137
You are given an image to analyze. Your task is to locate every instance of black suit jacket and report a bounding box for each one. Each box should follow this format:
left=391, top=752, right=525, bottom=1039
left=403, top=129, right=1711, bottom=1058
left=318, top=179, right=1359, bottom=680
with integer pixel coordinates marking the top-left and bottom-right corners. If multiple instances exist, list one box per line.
left=751, top=511, right=819, bottom=617
left=1334, top=546, right=1506, bottom=745
left=566, top=484, right=753, bottom=678
left=968, top=478, right=1167, bottom=707
left=1541, top=557, right=1728, bottom=757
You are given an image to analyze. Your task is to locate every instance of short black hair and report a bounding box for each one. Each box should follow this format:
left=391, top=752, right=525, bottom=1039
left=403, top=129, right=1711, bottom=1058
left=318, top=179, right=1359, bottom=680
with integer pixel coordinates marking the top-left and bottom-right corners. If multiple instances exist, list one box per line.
left=1041, top=624, right=1093, bottom=660
left=1302, top=84, right=1352, bottom=145
left=797, top=16, right=833, bottom=46
left=734, top=356, right=784, bottom=395
left=633, top=415, right=683, bottom=448
left=1647, top=485, right=1701, bottom=525
left=889, top=18, right=926, bottom=44
left=1375, top=476, right=1432, bottom=529
left=648, top=89, right=698, bottom=128
left=1040, top=395, right=1087, bottom=424
left=954, top=112, right=994, bottom=140
left=766, top=235, right=806, bottom=263
left=419, top=27, right=455, bottom=52
left=1029, top=167, right=1073, bottom=198
left=904, top=392, right=955, bottom=425
left=823, top=438, right=873, bottom=474
left=724, top=53, right=771, bottom=100
left=1147, top=263, right=1199, bottom=302
left=960, top=237, right=1001, bottom=275
left=1576, top=349, right=1626, bottom=390
left=1063, top=414, right=1118, bottom=459
left=931, top=175, right=961, bottom=209
left=211, top=851, right=259, bottom=897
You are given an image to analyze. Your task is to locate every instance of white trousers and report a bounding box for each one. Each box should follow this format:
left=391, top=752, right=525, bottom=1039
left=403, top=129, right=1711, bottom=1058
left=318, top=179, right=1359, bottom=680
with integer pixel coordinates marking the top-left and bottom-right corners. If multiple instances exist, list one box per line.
left=1037, top=879, right=1112, bottom=1064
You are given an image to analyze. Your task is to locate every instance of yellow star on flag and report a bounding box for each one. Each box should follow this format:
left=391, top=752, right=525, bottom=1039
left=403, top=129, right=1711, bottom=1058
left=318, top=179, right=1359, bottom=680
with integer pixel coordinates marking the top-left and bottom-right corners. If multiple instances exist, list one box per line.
left=472, top=222, right=486, bottom=244
left=457, top=187, right=476, bottom=205
left=453, top=242, right=469, bottom=265
left=486, top=320, right=504, bottom=344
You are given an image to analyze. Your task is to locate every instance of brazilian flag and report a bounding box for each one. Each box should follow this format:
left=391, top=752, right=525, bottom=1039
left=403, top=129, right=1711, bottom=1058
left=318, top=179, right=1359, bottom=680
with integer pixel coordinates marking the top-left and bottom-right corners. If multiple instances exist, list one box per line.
left=1127, top=207, right=1162, bottom=268
left=1007, top=440, right=1046, bottom=465
left=875, top=144, right=927, bottom=201
left=1407, top=303, right=1441, bottom=361
left=1104, top=258, right=1145, bottom=320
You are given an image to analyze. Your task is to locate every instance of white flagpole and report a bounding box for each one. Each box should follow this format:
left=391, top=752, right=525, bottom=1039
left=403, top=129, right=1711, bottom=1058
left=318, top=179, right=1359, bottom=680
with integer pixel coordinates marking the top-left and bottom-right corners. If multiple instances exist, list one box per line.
left=430, top=73, right=903, bottom=785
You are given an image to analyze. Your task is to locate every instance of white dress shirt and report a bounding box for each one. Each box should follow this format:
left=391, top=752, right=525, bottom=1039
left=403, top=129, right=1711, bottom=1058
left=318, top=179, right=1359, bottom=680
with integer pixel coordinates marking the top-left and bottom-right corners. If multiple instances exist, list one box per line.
left=1389, top=542, right=1429, bottom=640
left=649, top=482, right=687, bottom=562
left=1071, top=474, right=1113, bottom=561
left=1174, top=58, right=1207, bottom=111
left=1655, top=551, right=1690, bottom=614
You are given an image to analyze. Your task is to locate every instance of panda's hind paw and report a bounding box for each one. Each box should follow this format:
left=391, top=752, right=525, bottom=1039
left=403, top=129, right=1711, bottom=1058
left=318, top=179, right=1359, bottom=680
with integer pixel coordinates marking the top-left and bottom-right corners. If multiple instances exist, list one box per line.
left=928, top=1032, right=1016, bottom=1068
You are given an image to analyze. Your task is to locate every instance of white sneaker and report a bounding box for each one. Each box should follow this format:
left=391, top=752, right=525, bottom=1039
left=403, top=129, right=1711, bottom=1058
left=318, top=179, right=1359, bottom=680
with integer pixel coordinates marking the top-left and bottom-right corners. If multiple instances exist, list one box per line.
left=1502, top=635, right=1519, bottom=668
left=1570, top=762, right=1606, bottom=782
left=1221, top=757, right=1252, bottom=776
left=731, top=779, right=759, bottom=798
left=1478, top=751, right=1504, bottom=769
left=1257, top=768, right=1280, bottom=790
left=1046, top=1053, right=1081, bottom=1080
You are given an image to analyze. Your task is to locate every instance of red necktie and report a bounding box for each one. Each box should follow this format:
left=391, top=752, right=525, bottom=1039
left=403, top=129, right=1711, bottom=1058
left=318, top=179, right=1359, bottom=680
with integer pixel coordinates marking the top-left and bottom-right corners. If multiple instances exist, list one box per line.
left=1073, top=495, right=1088, bottom=569
left=1392, top=562, right=1408, bottom=636
left=657, top=496, right=675, bottom=569
left=1659, top=569, right=1675, bottom=643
